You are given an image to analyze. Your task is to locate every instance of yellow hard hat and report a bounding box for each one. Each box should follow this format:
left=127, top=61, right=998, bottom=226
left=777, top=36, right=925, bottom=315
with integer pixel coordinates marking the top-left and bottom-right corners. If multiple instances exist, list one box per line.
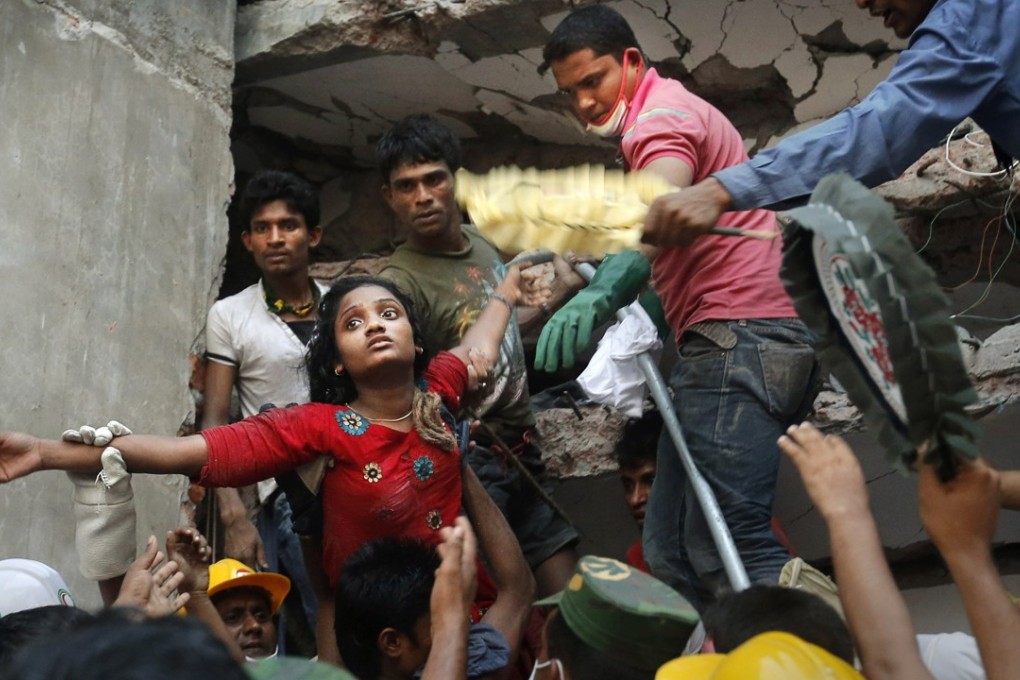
left=207, top=558, right=291, bottom=615
left=656, top=631, right=863, bottom=680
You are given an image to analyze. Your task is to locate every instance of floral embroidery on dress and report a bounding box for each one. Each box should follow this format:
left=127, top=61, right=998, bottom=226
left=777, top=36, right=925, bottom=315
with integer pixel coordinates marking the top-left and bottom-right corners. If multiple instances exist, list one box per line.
left=363, top=462, right=383, bottom=483
left=412, top=455, right=435, bottom=482
left=337, top=409, right=368, bottom=436
left=426, top=509, right=443, bottom=530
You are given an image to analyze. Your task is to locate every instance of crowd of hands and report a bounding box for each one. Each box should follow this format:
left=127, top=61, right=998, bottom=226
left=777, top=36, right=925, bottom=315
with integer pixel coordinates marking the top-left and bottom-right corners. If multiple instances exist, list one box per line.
left=779, top=422, right=1020, bottom=680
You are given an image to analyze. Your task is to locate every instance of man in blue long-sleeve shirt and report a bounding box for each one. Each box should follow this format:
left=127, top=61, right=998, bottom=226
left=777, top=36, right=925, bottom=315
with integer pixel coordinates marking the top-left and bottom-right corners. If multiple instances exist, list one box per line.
left=642, top=0, right=1020, bottom=248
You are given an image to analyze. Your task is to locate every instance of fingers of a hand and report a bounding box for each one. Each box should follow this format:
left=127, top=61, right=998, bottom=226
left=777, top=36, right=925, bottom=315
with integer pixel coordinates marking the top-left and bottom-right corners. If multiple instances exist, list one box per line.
left=136, top=535, right=159, bottom=570
left=256, top=542, right=269, bottom=570
left=152, top=559, right=179, bottom=587
left=535, top=321, right=562, bottom=372
left=170, top=592, right=190, bottom=613
left=107, top=420, right=132, bottom=436
left=561, top=321, right=578, bottom=369
left=457, top=518, right=477, bottom=570
left=776, top=434, right=804, bottom=462
left=641, top=200, right=664, bottom=246
left=161, top=570, right=185, bottom=596
left=78, top=426, right=97, bottom=446
left=61, top=429, right=84, bottom=443
left=576, top=311, right=596, bottom=353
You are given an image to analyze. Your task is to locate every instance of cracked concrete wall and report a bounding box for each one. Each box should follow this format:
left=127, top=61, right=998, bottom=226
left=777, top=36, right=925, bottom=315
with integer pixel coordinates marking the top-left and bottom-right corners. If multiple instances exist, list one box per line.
left=0, top=0, right=235, bottom=608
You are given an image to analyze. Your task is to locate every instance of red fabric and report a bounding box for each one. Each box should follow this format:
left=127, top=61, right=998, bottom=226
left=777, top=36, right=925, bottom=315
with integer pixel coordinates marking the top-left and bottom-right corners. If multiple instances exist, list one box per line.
left=625, top=539, right=650, bottom=574
left=199, top=351, right=468, bottom=585
left=620, top=68, right=797, bottom=340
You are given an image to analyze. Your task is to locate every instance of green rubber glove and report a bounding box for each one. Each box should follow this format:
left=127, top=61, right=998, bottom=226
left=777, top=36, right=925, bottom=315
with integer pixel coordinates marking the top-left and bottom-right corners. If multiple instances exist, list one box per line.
left=637, top=288, right=671, bottom=341
left=535, top=249, right=652, bottom=372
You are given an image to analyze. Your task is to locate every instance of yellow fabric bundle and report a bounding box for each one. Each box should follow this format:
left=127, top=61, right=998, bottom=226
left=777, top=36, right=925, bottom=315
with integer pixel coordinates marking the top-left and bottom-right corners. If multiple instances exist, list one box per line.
left=455, top=164, right=675, bottom=256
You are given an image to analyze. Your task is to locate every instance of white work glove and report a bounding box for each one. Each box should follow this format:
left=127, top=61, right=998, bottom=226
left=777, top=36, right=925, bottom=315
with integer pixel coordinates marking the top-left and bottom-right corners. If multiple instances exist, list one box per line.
left=64, top=421, right=138, bottom=581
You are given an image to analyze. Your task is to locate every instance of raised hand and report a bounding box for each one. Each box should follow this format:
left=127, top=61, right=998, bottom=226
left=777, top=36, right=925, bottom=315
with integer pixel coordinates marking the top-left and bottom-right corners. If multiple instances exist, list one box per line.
left=166, top=527, right=213, bottom=596
left=778, top=422, right=870, bottom=521
left=919, top=459, right=1001, bottom=560
left=114, top=535, right=189, bottom=616
left=431, top=516, right=478, bottom=626
left=222, top=517, right=268, bottom=571
left=641, top=178, right=730, bottom=248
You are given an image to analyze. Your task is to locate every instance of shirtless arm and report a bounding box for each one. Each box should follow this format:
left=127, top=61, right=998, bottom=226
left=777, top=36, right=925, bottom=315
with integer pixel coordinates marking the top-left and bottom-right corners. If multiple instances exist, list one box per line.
left=0, top=431, right=208, bottom=482
left=462, top=466, right=535, bottom=678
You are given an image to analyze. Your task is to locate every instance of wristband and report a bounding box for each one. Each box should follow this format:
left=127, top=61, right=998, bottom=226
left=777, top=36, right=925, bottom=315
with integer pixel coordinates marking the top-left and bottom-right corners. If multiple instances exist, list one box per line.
left=492, top=293, right=514, bottom=315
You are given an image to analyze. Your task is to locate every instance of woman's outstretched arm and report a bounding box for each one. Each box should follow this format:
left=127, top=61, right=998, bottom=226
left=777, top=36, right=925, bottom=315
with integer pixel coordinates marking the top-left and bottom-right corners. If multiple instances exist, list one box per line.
left=0, top=431, right=209, bottom=482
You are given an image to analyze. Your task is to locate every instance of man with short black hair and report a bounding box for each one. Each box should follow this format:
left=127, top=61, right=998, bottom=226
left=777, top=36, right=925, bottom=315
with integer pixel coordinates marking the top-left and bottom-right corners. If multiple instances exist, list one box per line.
left=540, top=5, right=819, bottom=609
left=377, top=114, right=581, bottom=597
left=700, top=585, right=855, bottom=664
left=614, top=412, right=661, bottom=573
left=201, top=170, right=324, bottom=645
left=334, top=469, right=534, bottom=680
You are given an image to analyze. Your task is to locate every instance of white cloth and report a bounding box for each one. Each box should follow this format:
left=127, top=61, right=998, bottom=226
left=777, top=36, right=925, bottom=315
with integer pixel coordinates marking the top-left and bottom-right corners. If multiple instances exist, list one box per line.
left=205, top=279, right=327, bottom=502
left=576, top=300, right=662, bottom=417
left=917, top=633, right=986, bottom=680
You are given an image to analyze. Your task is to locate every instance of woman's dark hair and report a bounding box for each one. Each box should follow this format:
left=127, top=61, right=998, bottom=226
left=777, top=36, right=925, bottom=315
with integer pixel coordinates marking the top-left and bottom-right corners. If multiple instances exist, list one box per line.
left=307, top=276, right=429, bottom=405
left=334, top=538, right=440, bottom=679
left=376, top=114, right=462, bottom=183
left=540, top=5, right=643, bottom=75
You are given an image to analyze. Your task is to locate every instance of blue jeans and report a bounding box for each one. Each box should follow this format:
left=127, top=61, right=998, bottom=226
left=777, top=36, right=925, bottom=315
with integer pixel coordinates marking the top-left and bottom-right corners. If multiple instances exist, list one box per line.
left=643, top=319, right=819, bottom=611
left=259, top=491, right=319, bottom=652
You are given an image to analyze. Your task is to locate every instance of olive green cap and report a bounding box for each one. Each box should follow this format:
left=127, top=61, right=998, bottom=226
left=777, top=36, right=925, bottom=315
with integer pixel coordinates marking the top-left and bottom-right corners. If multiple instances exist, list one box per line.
left=535, top=555, right=699, bottom=671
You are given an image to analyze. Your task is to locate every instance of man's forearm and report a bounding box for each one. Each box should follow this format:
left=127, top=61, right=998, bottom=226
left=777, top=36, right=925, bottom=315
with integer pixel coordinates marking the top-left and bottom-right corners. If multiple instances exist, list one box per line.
left=999, top=470, right=1020, bottom=511
left=942, top=549, right=1020, bottom=680
left=421, top=617, right=469, bottom=680
left=827, top=511, right=933, bottom=680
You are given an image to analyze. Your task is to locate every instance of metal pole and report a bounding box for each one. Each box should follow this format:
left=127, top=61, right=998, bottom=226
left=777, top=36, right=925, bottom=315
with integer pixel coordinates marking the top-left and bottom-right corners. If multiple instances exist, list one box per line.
left=575, top=262, right=751, bottom=591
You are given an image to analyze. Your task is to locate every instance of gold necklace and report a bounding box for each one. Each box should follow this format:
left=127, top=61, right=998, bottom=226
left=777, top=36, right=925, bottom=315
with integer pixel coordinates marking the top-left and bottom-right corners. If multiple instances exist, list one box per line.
left=347, top=404, right=413, bottom=423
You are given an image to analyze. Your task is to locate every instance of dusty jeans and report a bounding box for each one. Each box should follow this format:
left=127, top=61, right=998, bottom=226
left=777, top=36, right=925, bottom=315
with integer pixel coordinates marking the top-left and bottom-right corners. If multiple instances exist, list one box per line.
left=643, top=318, right=819, bottom=611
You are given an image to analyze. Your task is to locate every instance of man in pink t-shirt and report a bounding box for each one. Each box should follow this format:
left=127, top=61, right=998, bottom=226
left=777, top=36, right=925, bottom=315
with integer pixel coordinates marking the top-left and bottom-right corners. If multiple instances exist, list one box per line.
left=537, top=5, right=819, bottom=610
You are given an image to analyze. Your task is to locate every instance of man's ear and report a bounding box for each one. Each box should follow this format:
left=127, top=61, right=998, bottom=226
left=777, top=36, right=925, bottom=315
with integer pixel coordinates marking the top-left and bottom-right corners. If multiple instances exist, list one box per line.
left=381, top=183, right=394, bottom=208
left=308, top=224, right=323, bottom=249
left=378, top=627, right=405, bottom=659
left=241, top=231, right=254, bottom=253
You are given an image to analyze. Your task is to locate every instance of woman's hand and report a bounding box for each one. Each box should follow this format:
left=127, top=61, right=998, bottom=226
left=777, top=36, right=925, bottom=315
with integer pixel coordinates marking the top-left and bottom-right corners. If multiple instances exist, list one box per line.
left=497, top=263, right=552, bottom=308
left=0, top=432, right=43, bottom=482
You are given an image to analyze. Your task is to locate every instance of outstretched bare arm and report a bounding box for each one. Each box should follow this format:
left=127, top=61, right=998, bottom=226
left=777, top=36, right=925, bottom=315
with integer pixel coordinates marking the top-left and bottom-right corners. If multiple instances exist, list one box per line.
left=0, top=431, right=209, bottom=483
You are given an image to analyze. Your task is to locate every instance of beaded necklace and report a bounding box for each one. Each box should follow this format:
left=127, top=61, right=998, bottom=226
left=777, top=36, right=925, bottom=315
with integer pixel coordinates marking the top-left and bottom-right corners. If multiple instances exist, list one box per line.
left=264, top=279, right=321, bottom=318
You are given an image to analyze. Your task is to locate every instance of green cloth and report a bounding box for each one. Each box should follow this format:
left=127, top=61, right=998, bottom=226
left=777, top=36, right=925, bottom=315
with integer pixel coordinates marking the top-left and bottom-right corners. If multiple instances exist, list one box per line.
left=246, top=657, right=356, bottom=680
left=535, top=555, right=699, bottom=672
left=381, top=224, right=535, bottom=444
left=781, top=174, right=979, bottom=478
